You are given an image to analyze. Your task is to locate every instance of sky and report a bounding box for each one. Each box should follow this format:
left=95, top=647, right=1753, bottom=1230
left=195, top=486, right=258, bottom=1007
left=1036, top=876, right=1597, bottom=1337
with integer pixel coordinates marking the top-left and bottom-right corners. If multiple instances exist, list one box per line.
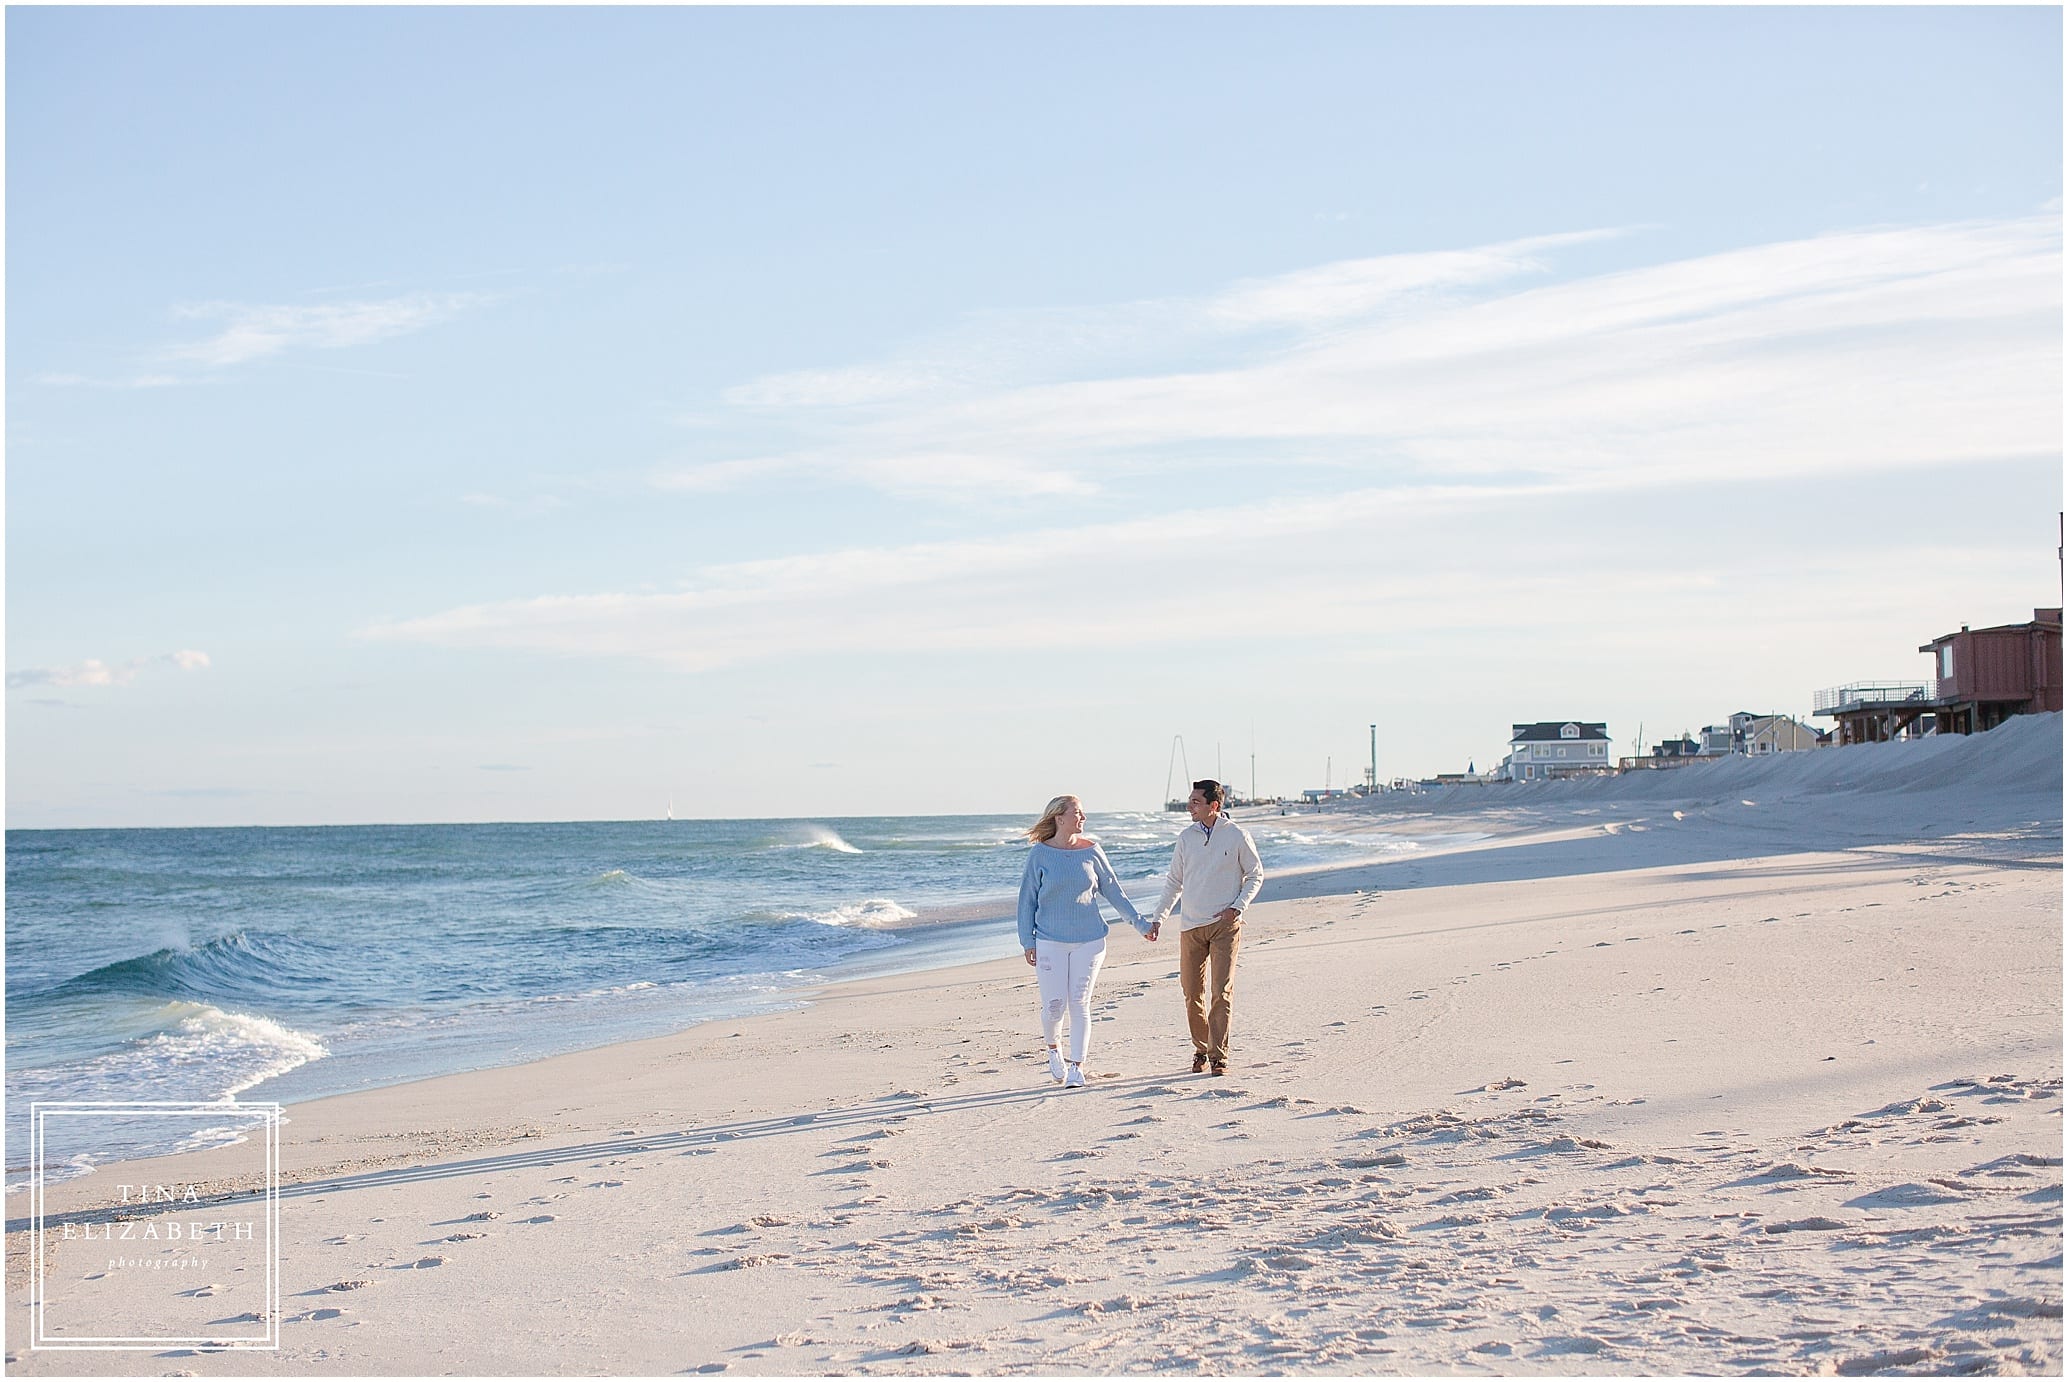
left=6, top=6, right=2062, bottom=828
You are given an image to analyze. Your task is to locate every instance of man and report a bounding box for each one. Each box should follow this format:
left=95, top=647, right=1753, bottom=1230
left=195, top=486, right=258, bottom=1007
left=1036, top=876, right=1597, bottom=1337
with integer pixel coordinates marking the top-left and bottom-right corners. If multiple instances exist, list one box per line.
left=1147, top=779, right=1264, bottom=1076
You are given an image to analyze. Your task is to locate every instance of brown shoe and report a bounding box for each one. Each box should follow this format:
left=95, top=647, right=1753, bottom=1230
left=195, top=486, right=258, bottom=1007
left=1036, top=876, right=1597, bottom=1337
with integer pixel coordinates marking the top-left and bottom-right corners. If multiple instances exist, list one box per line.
left=1190, top=1053, right=1208, bottom=1074
left=1210, top=1062, right=1228, bottom=1077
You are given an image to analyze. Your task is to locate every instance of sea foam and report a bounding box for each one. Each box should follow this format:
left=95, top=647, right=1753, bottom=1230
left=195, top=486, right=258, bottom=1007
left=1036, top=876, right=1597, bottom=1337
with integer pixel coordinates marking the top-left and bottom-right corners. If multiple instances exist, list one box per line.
left=776, top=825, right=864, bottom=854
left=10, top=999, right=328, bottom=1107
left=812, top=898, right=918, bottom=928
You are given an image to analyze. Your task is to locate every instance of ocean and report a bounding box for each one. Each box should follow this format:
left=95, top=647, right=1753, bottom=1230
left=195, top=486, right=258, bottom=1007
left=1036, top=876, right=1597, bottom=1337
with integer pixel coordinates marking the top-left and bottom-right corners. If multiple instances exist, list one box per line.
left=5, top=809, right=1419, bottom=1184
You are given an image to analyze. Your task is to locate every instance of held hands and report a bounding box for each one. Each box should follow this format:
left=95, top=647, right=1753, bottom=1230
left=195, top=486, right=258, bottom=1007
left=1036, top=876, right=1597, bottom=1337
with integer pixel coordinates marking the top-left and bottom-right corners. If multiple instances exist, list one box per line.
left=1144, top=921, right=1162, bottom=942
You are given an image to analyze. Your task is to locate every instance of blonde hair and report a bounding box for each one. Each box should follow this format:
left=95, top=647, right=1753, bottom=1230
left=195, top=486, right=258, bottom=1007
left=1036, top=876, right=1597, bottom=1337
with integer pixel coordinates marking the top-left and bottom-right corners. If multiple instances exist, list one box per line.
left=1025, top=794, right=1079, bottom=844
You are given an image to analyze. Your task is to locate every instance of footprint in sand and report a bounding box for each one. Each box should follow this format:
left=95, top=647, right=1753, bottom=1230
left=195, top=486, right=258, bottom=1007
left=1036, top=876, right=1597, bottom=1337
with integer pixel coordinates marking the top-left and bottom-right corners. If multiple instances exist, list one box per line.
left=1758, top=1217, right=1848, bottom=1234
left=705, top=1253, right=789, bottom=1273
left=1538, top=1335, right=1611, bottom=1357
left=1845, top=1183, right=1968, bottom=1209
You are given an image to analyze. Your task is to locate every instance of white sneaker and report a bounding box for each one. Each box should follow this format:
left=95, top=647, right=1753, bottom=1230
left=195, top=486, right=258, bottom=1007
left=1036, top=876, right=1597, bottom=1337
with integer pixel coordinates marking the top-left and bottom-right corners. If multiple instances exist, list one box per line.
left=1064, top=1063, right=1086, bottom=1088
left=1047, top=1048, right=1066, bottom=1082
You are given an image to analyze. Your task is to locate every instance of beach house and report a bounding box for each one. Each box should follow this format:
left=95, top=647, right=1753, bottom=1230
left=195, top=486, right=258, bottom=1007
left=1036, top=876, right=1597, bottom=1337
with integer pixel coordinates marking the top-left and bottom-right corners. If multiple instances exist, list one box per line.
left=1703, top=712, right=1824, bottom=755
left=1740, top=713, right=1823, bottom=753
left=1818, top=607, right=2062, bottom=744
left=1917, top=607, right=2064, bottom=735
left=1502, top=721, right=1612, bottom=781
left=1618, top=733, right=1702, bottom=773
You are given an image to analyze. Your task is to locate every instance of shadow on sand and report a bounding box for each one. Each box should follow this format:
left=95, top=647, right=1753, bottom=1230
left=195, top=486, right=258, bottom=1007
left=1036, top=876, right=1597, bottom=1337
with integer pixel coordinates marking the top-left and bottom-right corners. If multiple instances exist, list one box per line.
left=9, top=1073, right=1207, bottom=1233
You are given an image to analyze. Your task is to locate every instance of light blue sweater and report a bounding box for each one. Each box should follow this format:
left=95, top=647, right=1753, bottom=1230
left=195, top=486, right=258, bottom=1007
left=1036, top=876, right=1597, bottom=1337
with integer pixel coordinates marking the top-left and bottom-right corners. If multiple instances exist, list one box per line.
left=1016, top=841, right=1149, bottom=950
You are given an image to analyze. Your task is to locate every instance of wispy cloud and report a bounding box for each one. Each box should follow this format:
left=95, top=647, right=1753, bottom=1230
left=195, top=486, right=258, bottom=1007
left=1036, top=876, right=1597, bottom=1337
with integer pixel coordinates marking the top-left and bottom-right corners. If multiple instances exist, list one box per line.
left=671, top=233, right=1628, bottom=493
left=7, top=649, right=211, bottom=690
left=374, top=214, right=2058, bottom=677
left=662, top=215, right=2058, bottom=499
left=358, top=478, right=1660, bottom=671
left=166, top=292, right=486, bottom=367
left=1202, top=228, right=1626, bottom=328
left=715, top=230, right=1628, bottom=415
left=363, top=511, right=2041, bottom=678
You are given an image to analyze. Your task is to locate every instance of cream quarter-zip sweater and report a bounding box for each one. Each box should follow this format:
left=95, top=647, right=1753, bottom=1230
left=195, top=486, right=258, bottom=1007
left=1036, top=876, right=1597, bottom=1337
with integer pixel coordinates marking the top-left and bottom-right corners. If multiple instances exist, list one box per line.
left=1148, top=816, right=1264, bottom=931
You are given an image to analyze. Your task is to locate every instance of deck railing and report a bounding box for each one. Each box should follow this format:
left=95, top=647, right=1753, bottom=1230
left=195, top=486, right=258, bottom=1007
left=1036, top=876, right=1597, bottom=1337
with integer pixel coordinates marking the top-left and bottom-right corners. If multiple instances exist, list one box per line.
left=1813, top=681, right=1930, bottom=714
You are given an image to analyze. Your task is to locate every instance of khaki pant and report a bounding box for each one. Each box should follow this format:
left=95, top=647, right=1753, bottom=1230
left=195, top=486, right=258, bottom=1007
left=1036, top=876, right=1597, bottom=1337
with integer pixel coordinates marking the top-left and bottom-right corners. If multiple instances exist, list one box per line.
left=1179, top=916, right=1242, bottom=1064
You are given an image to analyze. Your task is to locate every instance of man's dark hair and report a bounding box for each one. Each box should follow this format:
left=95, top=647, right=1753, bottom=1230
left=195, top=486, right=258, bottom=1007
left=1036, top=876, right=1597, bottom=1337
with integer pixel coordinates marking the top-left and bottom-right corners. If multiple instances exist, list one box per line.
left=1193, top=779, right=1225, bottom=805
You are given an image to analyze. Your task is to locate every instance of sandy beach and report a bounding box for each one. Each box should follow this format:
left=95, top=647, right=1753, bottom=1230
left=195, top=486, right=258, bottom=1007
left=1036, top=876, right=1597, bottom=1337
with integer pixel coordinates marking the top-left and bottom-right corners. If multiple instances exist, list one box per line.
left=7, top=717, right=2060, bottom=1376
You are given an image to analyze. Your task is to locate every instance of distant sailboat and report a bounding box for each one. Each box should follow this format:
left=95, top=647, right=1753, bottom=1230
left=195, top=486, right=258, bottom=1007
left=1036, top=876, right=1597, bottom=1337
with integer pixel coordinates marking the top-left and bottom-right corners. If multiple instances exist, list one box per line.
left=666, top=796, right=675, bottom=821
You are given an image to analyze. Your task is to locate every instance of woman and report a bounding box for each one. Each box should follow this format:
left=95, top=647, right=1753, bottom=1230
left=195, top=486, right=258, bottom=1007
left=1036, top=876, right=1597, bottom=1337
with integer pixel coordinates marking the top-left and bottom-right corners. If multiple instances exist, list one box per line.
left=1017, top=795, right=1160, bottom=1088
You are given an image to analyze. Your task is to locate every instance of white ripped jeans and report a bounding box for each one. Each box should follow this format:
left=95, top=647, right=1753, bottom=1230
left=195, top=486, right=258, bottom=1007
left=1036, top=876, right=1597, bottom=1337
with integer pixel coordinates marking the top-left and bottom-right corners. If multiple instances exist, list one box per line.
left=1035, top=936, right=1108, bottom=1064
